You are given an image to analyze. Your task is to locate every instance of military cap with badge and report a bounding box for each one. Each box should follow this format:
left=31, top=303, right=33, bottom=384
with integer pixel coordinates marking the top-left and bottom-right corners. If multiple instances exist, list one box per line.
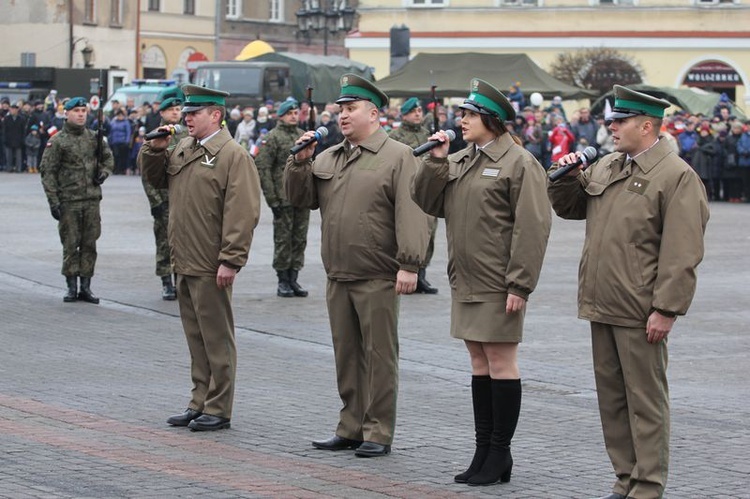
left=459, top=78, right=515, bottom=122
left=400, top=97, right=421, bottom=115
left=336, top=73, right=389, bottom=109
left=158, top=86, right=186, bottom=112
left=64, top=97, right=88, bottom=111
left=278, top=98, right=299, bottom=117
left=607, top=85, right=671, bottom=121
left=180, top=84, right=230, bottom=113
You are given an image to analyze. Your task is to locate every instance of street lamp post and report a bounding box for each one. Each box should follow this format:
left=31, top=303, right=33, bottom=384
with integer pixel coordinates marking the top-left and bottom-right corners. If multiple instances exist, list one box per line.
left=295, top=1, right=356, bottom=56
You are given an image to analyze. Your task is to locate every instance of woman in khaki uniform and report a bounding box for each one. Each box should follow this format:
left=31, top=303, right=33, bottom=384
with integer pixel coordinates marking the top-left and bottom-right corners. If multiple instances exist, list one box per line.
left=411, top=78, right=551, bottom=486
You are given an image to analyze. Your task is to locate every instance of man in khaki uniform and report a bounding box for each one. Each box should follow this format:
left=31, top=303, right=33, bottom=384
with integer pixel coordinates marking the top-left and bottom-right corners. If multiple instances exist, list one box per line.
left=140, top=84, right=261, bottom=432
left=389, top=97, right=439, bottom=294
left=548, top=85, right=709, bottom=499
left=285, top=74, right=430, bottom=457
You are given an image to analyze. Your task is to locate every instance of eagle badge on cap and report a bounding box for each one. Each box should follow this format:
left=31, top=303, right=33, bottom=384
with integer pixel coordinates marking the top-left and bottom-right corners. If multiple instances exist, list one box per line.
left=471, top=79, right=480, bottom=92
left=341, top=75, right=350, bottom=86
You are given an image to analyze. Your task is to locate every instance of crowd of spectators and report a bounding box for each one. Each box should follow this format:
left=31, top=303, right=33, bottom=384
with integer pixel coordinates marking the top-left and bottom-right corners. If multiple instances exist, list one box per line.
left=4, top=88, right=750, bottom=203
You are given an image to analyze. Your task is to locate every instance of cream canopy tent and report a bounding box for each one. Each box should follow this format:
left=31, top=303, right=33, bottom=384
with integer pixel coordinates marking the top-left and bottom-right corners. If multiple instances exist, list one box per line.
left=234, top=40, right=275, bottom=61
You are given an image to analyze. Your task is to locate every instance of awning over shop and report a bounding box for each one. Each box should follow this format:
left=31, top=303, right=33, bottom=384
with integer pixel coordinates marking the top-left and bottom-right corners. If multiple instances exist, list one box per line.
left=234, top=40, right=275, bottom=61
left=375, top=52, right=597, bottom=100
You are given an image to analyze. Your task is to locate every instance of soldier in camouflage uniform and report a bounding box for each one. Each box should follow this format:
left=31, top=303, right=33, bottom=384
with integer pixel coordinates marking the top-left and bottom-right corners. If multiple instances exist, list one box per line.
left=255, top=99, right=310, bottom=297
left=40, top=97, right=114, bottom=304
left=389, top=97, right=439, bottom=294
left=137, top=87, right=187, bottom=300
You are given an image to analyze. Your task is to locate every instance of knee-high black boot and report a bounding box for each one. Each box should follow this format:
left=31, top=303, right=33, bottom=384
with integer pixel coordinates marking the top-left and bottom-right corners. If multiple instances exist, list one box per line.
left=454, top=375, right=492, bottom=483
left=467, top=378, right=521, bottom=486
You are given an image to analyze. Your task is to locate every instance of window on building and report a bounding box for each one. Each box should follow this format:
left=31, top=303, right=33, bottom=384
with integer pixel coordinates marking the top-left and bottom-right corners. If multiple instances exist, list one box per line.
left=269, top=0, right=283, bottom=22
left=409, top=0, right=446, bottom=6
left=501, top=0, right=539, bottom=5
left=695, top=0, right=739, bottom=4
left=597, top=0, right=635, bottom=5
left=110, top=0, right=122, bottom=25
left=184, top=0, right=195, bottom=15
left=84, top=0, right=96, bottom=24
left=227, top=0, right=242, bottom=18
left=148, top=0, right=160, bottom=11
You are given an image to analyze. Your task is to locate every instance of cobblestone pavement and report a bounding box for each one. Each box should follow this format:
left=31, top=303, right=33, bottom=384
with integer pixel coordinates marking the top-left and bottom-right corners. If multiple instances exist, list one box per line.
left=0, top=173, right=747, bottom=498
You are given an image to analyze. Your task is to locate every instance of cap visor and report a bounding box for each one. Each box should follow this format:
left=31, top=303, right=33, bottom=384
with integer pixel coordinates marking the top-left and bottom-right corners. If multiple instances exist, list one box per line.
left=606, top=110, right=638, bottom=120
left=335, top=96, right=363, bottom=105
left=181, top=104, right=206, bottom=113
left=459, top=102, right=490, bottom=115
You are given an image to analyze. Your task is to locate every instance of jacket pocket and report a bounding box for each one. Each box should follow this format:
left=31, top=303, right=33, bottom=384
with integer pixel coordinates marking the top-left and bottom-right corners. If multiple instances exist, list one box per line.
left=627, top=243, right=645, bottom=288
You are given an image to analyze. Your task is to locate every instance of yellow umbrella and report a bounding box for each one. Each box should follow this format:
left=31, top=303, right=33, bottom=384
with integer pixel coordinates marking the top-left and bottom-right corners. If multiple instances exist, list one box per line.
left=234, top=40, right=275, bottom=61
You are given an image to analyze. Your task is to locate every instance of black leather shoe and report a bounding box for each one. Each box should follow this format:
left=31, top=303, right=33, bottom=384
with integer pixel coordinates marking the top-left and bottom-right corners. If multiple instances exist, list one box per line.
left=166, top=408, right=202, bottom=427
left=354, top=441, right=391, bottom=457
left=590, top=494, right=628, bottom=499
left=312, top=435, right=362, bottom=451
left=187, top=414, right=230, bottom=431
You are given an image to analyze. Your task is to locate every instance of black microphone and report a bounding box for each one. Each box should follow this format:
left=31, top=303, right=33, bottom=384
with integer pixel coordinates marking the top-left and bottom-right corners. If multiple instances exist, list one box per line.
left=412, top=129, right=456, bottom=157
left=548, top=146, right=598, bottom=182
left=145, top=124, right=183, bottom=140
left=290, top=126, right=329, bottom=155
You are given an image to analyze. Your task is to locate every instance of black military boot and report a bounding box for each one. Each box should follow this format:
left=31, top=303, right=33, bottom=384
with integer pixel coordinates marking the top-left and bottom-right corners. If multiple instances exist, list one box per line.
left=288, top=269, right=309, bottom=297
left=454, top=375, right=493, bottom=483
left=161, top=275, right=176, bottom=301
left=416, top=268, right=438, bottom=294
left=467, top=379, right=520, bottom=486
left=63, top=276, right=78, bottom=303
left=78, top=277, right=100, bottom=304
left=276, top=270, right=294, bottom=298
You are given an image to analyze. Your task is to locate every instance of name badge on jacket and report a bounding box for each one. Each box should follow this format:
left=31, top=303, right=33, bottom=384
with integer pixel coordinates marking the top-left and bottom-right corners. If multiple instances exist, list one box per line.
left=481, top=167, right=500, bottom=178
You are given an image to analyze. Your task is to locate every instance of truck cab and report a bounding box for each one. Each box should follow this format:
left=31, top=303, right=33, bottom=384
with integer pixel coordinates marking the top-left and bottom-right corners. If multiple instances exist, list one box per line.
left=192, top=62, right=292, bottom=109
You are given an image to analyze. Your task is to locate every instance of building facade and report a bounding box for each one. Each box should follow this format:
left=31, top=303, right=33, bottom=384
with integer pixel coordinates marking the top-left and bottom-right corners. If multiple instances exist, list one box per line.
left=138, top=0, right=216, bottom=82
left=218, top=0, right=359, bottom=61
left=0, top=0, right=137, bottom=76
left=347, top=0, right=750, bottom=111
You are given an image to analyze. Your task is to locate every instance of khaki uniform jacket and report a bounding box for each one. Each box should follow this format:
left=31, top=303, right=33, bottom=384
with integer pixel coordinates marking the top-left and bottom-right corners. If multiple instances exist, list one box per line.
left=284, top=127, right=430, bottom=280
left=40, top=121, right=114, bottom=207
left=548, top=137, right=709, bottom=328
left=411, top=133, right=551, bottom=302
left=140, top=128, right=262, bottom=276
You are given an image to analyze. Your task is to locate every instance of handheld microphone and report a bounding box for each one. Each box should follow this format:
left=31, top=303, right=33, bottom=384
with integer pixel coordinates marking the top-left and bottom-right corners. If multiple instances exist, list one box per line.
left=412, top=129, right=456, bottom=157
left=145, top=124, right=183, bottom=141
left=548, top=146, right=598, bottom=182
left=290, top=126, right=329, bottom=155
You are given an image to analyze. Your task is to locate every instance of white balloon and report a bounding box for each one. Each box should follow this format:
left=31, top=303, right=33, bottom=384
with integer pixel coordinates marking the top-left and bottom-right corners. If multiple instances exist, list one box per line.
left=530, top=92, right=543, bottom=107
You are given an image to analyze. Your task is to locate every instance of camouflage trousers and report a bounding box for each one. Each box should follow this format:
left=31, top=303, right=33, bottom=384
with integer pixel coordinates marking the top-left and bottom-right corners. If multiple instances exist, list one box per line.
left=57, top=201, right=101, bottom=277
left=272, top=206, right=310, bottom=271
left=424, top=216, right=438, bottom=267
left=151, top=207, right=171, bottom=277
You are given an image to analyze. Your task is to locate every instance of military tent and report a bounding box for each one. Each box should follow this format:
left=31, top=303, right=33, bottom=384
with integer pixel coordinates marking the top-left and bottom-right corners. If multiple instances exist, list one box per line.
left=244, top=52, right=374, bottom=105
left=591, top=84, right=746, bottom=119
left=375, top=52, right=596, bottom=100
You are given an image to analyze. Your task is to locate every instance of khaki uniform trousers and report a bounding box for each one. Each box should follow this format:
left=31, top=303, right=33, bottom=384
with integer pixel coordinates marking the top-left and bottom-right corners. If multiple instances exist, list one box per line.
left=327, top=278, right=399, bottom=445
left=591, top=322, right=669, bottom=499
left=176, top=275, right=236, bottom=419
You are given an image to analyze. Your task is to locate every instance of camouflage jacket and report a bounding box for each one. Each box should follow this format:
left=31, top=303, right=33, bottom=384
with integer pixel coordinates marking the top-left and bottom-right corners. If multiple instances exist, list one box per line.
left=255, top=122, right=304, bottom=208
left=389, top=121, right=431, bottom=150
left=40, top=121, right=114, bottom=207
